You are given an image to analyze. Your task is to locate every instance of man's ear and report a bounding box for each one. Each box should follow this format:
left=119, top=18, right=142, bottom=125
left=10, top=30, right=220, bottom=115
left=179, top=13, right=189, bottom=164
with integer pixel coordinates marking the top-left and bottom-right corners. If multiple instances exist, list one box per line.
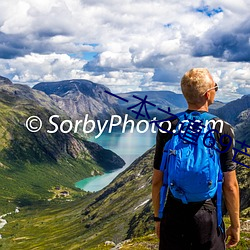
left=204, top=92, right=209, bottom=100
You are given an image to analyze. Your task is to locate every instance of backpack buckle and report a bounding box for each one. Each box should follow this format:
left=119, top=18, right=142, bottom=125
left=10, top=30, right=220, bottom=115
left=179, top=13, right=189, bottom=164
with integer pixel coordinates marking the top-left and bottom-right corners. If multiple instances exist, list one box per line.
left=169, top=149, right=176, bottom=155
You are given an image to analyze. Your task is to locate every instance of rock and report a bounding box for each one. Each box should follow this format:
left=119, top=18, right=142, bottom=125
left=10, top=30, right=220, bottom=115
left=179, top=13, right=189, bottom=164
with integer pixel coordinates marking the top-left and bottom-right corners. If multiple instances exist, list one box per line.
left=105, top=240, right=116, bottom=246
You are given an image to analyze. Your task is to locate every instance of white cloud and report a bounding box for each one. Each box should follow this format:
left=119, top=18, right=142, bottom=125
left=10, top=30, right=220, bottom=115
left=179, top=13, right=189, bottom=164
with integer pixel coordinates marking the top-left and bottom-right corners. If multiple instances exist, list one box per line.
left=0, top=53, right=87, bottom=85
left=0, top=0, right=249, bottom=101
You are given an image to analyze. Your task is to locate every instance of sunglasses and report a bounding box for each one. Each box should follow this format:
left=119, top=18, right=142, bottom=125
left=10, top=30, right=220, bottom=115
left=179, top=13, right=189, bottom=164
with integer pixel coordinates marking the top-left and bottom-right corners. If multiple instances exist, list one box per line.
left=202, top=83, right=218, bottom=95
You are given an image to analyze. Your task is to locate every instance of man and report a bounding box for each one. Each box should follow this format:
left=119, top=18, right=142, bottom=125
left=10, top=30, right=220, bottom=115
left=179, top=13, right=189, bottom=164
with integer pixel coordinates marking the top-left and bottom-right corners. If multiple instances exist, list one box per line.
left=152, top=68, right=240, bottom=249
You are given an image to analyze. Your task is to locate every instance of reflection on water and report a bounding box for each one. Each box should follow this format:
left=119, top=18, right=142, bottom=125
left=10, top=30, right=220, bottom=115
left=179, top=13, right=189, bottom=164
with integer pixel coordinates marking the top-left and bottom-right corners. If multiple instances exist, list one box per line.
left=75, top=129, right=156, bottom=192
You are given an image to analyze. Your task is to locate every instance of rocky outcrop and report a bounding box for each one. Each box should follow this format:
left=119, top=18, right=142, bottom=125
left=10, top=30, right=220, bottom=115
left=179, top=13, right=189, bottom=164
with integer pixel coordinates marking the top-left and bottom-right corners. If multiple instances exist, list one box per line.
left=0, top=76, right=12, bottom=85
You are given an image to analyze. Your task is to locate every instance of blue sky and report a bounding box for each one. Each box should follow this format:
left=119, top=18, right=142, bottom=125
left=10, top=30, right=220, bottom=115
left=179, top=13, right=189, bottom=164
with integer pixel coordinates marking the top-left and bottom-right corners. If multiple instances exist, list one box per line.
left=0, top=0, right=249, bottom=102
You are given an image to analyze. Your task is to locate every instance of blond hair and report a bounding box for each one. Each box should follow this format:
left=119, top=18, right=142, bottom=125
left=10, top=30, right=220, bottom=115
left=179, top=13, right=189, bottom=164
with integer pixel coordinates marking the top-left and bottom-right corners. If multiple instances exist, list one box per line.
left=181, top=68, right=214, bottom=104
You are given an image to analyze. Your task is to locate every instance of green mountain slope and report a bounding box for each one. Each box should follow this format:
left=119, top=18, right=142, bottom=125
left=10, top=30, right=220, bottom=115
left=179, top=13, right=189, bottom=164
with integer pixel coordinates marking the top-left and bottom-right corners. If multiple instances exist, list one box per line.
left=0, top=147, right=155, bottom=249
left=0, top=82, right=124, bottom=213
left=1, top=148, right=249, bottom=249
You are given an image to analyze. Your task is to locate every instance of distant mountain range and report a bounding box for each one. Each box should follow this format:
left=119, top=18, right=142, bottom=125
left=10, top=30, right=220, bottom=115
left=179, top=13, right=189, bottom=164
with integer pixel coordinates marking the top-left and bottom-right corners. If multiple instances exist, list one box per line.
left=119, top=90, right=225, bottom=118
left=33, top=80, right=226, bottom=124
left=119, top=90, right=187, bottom=111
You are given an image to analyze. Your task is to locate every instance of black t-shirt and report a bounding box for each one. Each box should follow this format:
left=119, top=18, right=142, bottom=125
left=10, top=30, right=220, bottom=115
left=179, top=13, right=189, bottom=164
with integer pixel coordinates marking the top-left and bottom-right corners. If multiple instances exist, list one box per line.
left=153, top=110, right=236, bottom=172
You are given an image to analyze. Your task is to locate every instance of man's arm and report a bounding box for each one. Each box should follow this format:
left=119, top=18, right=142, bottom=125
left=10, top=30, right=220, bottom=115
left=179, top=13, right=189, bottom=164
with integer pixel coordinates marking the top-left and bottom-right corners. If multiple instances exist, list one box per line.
left=223, top=170, right=240, bottom=248
left=152, top=169, right=163, bottom=239
left=152, top=123, right=174, bottom=239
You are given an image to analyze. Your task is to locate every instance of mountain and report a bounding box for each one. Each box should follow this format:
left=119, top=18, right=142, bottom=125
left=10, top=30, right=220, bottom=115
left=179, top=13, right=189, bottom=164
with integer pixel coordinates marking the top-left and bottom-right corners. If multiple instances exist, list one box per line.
left=234, top=108, right=250, bottom=146
left=211, top=94, right=250, bottom=146
left=33, top=81, right=225, bottom=124
left=81, top=147, right=155, bottom=248
left=0, top=79, right=125, bottom=212
left=118, top=90, right=186, bottom=121
left=119, top=91, right=187, bottom=110
left=213, top=94, right=250, bottom=125
left=33, top=79, right=124, bottom=122
left=209, top=100, right=225, bottom=110
left=0, top=76, right=12, bottom=85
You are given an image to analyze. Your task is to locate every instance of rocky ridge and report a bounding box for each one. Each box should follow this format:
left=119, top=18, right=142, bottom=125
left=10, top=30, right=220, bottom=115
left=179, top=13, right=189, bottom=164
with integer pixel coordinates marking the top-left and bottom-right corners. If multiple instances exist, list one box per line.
left=33, top=79, right=124, bottom=122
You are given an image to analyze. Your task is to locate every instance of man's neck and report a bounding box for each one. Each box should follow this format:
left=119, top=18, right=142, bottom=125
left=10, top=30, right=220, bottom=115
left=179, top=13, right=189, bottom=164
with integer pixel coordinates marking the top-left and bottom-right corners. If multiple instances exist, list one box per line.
left=187, top=103, right=209, bottom=112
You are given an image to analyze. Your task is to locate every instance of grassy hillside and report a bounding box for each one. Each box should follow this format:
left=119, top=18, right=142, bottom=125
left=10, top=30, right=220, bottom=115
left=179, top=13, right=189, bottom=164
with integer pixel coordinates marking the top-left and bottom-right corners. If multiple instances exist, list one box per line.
left=0, top=148, right=154, bottom=249
left=0, top=84, right=124, bottom=213
left=1, top=148, right=249, bottom=249
left=0, top=198, right=89, bottom=250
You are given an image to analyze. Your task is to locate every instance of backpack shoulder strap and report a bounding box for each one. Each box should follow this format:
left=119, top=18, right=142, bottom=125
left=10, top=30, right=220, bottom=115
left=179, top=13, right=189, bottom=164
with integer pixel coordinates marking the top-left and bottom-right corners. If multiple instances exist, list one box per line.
left=200, top=112, right=223, bottom=230
left=200, top=112, right=217, bottom=120
left=175, top=111, right=187, bottom=120
left=175, top=111, right=217, bottom=122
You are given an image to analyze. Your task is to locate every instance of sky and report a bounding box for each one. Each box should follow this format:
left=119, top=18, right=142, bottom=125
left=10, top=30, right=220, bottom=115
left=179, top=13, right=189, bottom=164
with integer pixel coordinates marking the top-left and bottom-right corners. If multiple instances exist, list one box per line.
left=0, top=0, right=249, bottom=102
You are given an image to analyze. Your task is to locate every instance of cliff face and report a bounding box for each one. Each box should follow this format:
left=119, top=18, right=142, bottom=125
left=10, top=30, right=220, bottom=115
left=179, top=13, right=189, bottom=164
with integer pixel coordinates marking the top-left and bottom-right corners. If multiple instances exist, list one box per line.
left=33, top=79, right=124, bottom=122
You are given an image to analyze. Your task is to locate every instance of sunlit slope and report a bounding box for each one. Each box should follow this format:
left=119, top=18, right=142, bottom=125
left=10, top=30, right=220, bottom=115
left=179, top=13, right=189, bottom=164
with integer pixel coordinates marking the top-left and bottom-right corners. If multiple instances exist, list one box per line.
left=0, top=83, right=124, bottom=213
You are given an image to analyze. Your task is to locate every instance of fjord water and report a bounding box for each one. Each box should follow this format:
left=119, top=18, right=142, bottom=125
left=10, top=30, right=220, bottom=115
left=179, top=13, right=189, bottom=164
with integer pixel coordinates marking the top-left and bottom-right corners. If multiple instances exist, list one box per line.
left=75, top=129, right=156, bottom=192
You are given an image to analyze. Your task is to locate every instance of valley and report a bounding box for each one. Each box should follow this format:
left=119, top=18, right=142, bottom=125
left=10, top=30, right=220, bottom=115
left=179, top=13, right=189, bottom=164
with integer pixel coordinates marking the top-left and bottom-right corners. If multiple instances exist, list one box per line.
left=0, top=76, right=249, bottom=249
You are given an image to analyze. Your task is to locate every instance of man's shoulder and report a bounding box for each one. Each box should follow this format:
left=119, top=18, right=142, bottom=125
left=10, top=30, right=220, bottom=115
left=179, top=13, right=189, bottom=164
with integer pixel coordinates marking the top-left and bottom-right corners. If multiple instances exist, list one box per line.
left=210, top=116, right=234, bottom=134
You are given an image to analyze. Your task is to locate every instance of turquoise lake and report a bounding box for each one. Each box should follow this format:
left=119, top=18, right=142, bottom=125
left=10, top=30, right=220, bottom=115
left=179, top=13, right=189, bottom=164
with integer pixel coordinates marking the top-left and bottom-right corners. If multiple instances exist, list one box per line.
left=75, top=129, right=156, bottom=192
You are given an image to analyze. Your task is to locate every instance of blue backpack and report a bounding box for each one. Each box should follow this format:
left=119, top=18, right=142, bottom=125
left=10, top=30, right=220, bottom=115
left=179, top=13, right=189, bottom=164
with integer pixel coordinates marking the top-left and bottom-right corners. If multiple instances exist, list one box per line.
left=158, top=111, right=223, bottom=228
